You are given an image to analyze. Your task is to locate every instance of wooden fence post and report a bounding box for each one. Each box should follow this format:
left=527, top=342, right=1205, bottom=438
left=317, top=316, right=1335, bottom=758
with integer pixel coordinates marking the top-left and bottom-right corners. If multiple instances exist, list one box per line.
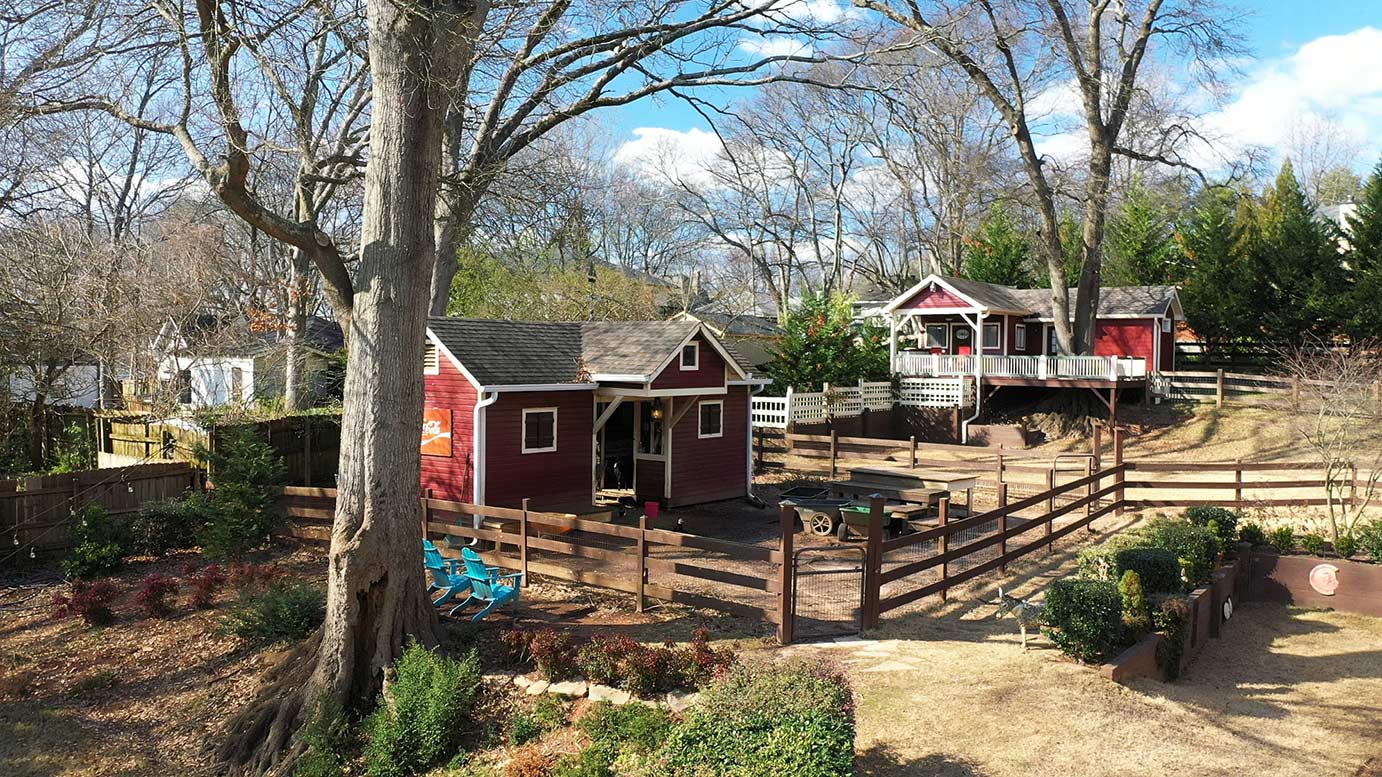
left=863, top=495, right=885, bottom=628
left=1233, top=461, right=1243, bottom=509
left=1092, top=423, right=1103, bottom=473
left=997, top=483, right=1009, bottom=572
left=829, top=429, right=838, bottom=480
left=909, top=435, right=917, bottom=469
left=1113, top=427, right=1126, bottom=515
left=520, top=498, right=532, bottom=589
left=995, top=453, right=1005, bottom=494
left=756, top=427, right=764, bottom=469
left=937, top=497, right=950, bottom=601
left=1044, top=467, right=1055, bottom=553
left=1216, top=369, right=1225, bottom=407
left=777, top=503, right=795, bottom=645
left=1085, top=458, right=1094, bottom=530
left=636, top=511, right=648, bottom=611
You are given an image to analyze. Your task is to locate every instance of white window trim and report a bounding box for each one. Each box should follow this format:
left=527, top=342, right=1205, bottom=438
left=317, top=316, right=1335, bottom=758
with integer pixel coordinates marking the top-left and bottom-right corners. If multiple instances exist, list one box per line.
left=697, top=399, right=724, bottom=439
left=680, top=341, right=700, bottom=370
left=925, top=324, right=949, bottom=349
left=982, top=321, right=1001, bottom=349
left=1161, top=317, right=1172, bottom=333
left=521, top=407, right=558, bottom=454
left=423, top=342, right=440, bottom=375
left=1015, top=324, right=1027, bottom=351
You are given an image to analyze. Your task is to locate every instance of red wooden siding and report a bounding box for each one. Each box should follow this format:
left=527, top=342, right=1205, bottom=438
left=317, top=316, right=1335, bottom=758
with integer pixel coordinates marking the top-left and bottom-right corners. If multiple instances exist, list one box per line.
left=420, top=352, right=478, bottom=503
left=894, top=284, right=969, bottom=310
left=667, top=389, right=748, bottom=507
left=1007, top=317, right=1039, bottom=355
left=482, top=390, right=594, bottom=509
left=1092, top=319, right=1157, bottom=363
left=651, top=334, right=728, bottom=390
left=634, top=457, right=665, bottom=504
left=1159, top=318, right=1175, bottom=371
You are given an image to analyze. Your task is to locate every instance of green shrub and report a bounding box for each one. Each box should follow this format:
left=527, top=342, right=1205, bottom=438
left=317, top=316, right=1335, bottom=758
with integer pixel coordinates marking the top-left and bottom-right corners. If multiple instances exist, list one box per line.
left=553, top=703, right=674, bottom=777
left=644, top=659, right=854, bottom=777
left=1075, top=532, right=1148, bottom=581
left=63, top=506, right=131, bottom=579
left=1111, top=547, right=1181, bottom=595
left=1152, top=597, right=1191, bottom=680
left=130, top=495, right=212, bottom=557
left=1041, top=578, right=1125, bottom=663
left=1118, top=570, right=1151, bottom=638
left=1334, top=534, right=1359, bottom=558
left=1185, top=506, right=1239, bottom=543
left=295, top=695, right=354, bottom=777
left=197, top=427, right=286, bottom=558
left=1299, top=532, right=1328, bottom=556
left=1144, top=518, right=1220, bottom=588
left=506, top=695, right=566, bottom=746
left=1267, top=526, right=1295, bottom=552
left=1238, top=522, right=1266, bottom=546
left=364, top=643, right=483, bottom=777
left=219, top=579, right=325, bottom=646
left=1358, top=520, right=1382, bottom=560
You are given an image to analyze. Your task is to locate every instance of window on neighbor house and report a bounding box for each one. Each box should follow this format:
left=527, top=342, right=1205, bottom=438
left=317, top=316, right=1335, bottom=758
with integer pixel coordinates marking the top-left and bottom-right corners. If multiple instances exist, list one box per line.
left=522, top=408, right=557, bottom=453
left=1015, top=324, right=1027, bottom=351
left=681, top=341, right=700, bottom=370
left=925, top=324, right=949, bottom=349
left=983, top=322, right=1001, bottom=349
left=231, top=367, right=244, bottom=400
left=423, top=341, right=439, bottom=374
left=698, top=400, right=723, bottom=439
left=178, top=369, right=192, bottom=405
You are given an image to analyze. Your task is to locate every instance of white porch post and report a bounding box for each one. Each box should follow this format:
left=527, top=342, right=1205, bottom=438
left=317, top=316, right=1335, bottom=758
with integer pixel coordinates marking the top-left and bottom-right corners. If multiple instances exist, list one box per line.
left=888, top=313, right=898, bottom=373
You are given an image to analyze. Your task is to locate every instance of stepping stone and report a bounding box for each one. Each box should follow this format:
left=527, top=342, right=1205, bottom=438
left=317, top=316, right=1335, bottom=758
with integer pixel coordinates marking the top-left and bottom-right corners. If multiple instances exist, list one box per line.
left=525, top=680, right=550, bottom=695
left=587, top=684, right=632, bottom=705
left=665, top=691, right=700, bottom=713
left=482, top=671, right=515, bottom=685
left=548, top=680, right=589, bottom=697
left=512, top=674, right=532, bottom=689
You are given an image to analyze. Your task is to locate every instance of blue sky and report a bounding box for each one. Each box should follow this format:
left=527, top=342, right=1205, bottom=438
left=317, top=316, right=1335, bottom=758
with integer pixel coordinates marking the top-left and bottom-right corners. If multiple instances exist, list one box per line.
left=607, top=2, right=1382, bottom=178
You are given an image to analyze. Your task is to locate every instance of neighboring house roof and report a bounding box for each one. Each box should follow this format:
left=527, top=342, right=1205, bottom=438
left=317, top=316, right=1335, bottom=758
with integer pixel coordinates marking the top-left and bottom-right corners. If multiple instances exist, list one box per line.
left=671, top=310, right=784, bottom=338
left=159, top=314, right=344, bottom=359
left=885, top=274, right=1181, bottom=319
left=427, top=318, right=755, bottom=388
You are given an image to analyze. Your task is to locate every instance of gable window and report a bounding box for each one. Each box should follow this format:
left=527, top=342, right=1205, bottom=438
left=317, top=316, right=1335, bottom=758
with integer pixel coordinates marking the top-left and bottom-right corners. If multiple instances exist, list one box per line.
left=925, top=324, right=949, bottom=350
left=423, top=341, right=439, bottom=375
left=698, top=400, right=723, bottom=439
left=680, top=341, right=700, bottom=370
left=982, top=322, right=1001, bottom=349
left=1161, top=318, right=1172, bottom=333
left=521, top=408, right=557, bottom=453
left=1014, top=324, right=1027, bottom=351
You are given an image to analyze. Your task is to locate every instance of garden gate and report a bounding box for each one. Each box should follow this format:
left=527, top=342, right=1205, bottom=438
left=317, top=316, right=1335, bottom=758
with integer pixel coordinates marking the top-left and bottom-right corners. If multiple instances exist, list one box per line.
left=791, top=546, right=866, bottom=640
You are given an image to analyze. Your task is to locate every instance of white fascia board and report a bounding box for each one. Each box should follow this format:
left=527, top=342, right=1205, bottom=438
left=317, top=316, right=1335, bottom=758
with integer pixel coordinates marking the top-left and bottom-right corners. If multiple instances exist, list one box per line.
left=425, top=328, right=483, bottom=391
left=480, top=383, right=598, bottom=392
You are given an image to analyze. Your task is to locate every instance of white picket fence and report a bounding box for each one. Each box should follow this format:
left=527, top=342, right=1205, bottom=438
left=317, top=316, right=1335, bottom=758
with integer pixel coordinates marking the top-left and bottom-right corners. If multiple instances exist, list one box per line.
left=895, top=352, right=1147, bottom=380
left=752, top=377, right=972, bottom=427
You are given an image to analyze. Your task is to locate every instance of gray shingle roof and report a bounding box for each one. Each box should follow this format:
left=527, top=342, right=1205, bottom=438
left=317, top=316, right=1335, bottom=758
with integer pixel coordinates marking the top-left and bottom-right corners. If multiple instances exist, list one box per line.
left=427, top=318, right=752, bottom=387
left=675, top=310, right=784, bottom=338
left=930, top=277, right=1178, bottom=318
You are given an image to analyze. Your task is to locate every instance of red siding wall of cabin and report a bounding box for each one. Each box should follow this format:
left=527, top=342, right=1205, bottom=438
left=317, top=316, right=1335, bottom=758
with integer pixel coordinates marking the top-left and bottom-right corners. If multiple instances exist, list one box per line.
left=483, top=390, right=594, bottom=509
left=634, top=457, right=665, bottom=505
left=668, top=388, right=748, bottom=507
left=894, top=284, right=969, bottom=310
left=982, top=315, right=1005, bottom=354
left=1092, top=319, right=1157, bottom=363
left=651, top=334, right=728, bottom=390
left=420, top=354, right=478, bottom=503
left=1159, top=319, right=1175, bottom=371
left=1008, top=317, right=1039, bottom=355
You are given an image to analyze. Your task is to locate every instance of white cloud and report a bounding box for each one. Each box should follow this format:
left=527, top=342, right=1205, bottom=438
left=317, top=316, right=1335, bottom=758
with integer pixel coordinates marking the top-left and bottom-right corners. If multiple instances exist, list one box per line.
left=614, top=126, right=724, bottom=186
left=774, top=0, right=855, bottom=24
left=737, top=36, right=813, bottom=58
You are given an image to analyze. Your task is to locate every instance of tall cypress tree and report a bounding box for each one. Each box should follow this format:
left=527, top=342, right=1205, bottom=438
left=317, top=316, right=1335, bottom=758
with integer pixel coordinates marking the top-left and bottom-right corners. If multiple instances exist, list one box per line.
left=1345, top=161, right=1382, bottom=338
left=1252, top=160, right=1345, bottom=342
left=963, top=204, right=1036, bottom=287
left=1106, top=183, right=1185, bottom=286
left=1179, top=188, right=1256, bottom=356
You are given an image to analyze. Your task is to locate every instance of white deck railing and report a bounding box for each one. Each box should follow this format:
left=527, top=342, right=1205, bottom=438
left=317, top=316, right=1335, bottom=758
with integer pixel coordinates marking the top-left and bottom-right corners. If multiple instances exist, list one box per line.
left=895, top=352, right=1147, bottom=381
left=750, top=377, right=972, bottom=426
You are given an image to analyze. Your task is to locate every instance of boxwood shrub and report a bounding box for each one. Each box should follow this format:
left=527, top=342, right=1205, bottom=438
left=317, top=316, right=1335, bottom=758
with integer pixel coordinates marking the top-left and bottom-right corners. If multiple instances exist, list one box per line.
left=1112, top=547, right=1181, bottom=595
left=1041, top=578, right=1125, bottom=663
left=1143, top=518, right=1220, bottom=588
left=1075, top=531, right=1149, bottom=581
left=1184, top=506, right=1240, bottom=543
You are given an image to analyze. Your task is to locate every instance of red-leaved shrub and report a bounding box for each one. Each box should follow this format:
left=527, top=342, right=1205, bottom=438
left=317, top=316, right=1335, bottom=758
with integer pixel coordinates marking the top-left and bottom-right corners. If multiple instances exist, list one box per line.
left=52, top=580, right=122, bottom=626
left=229, top=562, right=280, bottom=592
left=505, top=627, right=735, bottom=697
left=186, top=564, right=227, bottom=608
left=135, top=573, right=180, bottom=617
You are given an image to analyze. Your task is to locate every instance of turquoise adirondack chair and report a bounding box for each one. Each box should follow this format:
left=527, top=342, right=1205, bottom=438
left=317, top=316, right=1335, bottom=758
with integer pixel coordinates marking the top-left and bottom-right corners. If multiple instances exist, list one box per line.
left=424, top=540, right=469, bottom=607
left=449, top=547, right=522, bottom=621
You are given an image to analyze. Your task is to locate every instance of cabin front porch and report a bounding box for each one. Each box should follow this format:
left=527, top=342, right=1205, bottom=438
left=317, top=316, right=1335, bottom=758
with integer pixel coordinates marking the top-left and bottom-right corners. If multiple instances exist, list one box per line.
left=893, top=352, right=1149, bottom=384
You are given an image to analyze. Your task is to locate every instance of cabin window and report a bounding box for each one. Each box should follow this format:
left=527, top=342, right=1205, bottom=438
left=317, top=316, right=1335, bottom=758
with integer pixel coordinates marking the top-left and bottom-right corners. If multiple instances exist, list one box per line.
left=521, top=408, right=557, bottom=453
left=1015, top=324, right=1027, bottom=351
left=698, top=400, right=723, bottom=439
left=423, top=341, right=439, bottom=375
left=1161, top=318, right=1172, bottom=333
left=680, top=341, right=700, bottom=370
left=639, top=400, right=664, bottom=455
left=925, top=324, right=949, bottom=349
left=982, top=322, right=1001, bottom=349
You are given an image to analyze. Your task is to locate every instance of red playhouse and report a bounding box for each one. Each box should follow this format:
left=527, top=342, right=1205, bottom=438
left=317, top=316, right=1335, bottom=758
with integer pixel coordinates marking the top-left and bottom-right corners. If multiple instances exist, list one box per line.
left=420, top=318, right=770, bottom=516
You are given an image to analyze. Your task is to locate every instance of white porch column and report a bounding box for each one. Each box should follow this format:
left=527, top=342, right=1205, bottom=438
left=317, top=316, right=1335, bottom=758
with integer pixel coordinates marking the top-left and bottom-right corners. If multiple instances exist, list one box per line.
left=888, top=313, right=898, bottom=373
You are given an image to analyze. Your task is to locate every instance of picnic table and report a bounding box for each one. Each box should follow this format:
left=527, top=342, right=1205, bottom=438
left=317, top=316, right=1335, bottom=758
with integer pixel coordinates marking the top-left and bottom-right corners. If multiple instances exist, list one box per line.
left=839, top=465, right=979, bottom=516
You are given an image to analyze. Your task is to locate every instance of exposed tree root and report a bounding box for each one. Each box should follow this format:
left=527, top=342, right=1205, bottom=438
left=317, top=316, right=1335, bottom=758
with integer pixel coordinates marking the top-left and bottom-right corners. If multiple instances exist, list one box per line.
left=213, top=630, right=321, bottom=776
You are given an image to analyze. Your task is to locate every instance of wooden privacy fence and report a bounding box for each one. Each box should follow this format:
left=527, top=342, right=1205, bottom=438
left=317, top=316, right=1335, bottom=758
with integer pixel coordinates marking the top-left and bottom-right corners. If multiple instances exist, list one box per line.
left=1157, top=369, right=1382, bottom=408
left=1, top=462, right=205, bottom=564
left=1121, top=460, right=1365, bottom=509
left=98, top=414, right=341, bottom=486
left=278, top=488, right=792, bottom=642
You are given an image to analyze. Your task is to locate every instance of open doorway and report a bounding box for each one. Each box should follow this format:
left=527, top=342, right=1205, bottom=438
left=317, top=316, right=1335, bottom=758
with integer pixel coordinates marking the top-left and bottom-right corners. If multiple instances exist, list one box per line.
left=595, top=401, right=635, bottom=500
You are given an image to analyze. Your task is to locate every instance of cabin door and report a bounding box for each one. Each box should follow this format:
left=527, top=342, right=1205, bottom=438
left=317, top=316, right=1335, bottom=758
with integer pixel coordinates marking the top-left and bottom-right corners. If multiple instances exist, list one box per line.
left=595, top=401, right=636, bottom=496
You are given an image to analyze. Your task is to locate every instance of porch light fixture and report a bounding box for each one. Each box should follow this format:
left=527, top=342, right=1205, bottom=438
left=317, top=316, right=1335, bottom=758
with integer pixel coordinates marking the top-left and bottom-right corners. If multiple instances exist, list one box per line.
left=650, top=404, right=664, bottom=421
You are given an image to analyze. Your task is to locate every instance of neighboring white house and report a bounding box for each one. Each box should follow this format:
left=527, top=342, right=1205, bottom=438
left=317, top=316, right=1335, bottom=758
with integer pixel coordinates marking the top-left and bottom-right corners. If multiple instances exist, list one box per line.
left=6, top=364, right=104, bottom=408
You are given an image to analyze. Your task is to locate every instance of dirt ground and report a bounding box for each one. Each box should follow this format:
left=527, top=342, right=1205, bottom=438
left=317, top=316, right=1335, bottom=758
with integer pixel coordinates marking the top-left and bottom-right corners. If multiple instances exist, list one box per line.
left=780, top=513, right=1382, bottom=777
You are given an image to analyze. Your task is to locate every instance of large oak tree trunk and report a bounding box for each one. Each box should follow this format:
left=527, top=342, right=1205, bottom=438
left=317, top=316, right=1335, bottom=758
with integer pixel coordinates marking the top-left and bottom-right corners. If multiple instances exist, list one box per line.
left=282, top=249, right=310, bottom=412
left=217, top=1, right=479, bottom=772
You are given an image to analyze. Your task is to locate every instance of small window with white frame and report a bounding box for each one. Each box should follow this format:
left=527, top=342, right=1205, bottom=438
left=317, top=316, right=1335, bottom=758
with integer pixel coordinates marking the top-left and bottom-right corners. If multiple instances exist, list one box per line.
left=1161, top=317, right=1172, bottom=333
left=697, top=399, right=723, bottom=439
left=925, top=324, right=949, bottom=350
left=521, top=407, right=557, bottom=453
left=423, top=341, right=439, bottom=375
left=680, top=341, right=700, bottom=370
left=1014, top=324, right=1027, bottom=351
left=982, top=322, right=1001, bottom=349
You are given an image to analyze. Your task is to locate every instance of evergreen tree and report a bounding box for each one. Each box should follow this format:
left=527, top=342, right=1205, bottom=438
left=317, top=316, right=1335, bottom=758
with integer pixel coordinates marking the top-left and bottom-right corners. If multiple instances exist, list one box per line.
left=1345, top=161, right=1382, bottom=338
left=962, top=205, right=1036, bottom=287
left=1178, top=188, right=1257, bottom=356
left=1036, top=215, right=1086, bottom=289
left=766, top=293, right=889, bottom=392
left=1252, top=160, right=1346, bottom=342
left=1105, top=184, right=1185, bottom=286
